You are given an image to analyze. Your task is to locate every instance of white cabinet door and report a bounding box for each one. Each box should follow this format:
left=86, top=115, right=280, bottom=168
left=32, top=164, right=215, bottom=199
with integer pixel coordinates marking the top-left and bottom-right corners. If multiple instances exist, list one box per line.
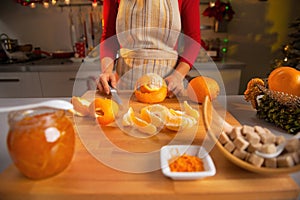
left=0, top=72, right=43, bottom=97
left=39, top=71, right=99, bottom=97
left=39, top=72, right=77, bottom=97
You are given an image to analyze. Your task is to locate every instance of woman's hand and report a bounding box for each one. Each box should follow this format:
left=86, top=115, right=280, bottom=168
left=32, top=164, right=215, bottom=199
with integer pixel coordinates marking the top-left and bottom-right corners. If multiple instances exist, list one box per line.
left=98, top=57, right=116, bottom=94
left=165, top=72, right=185, bottom=98
left=97, top=72, right=117, bottom=94
left=165, top=62, right=190, bottom=98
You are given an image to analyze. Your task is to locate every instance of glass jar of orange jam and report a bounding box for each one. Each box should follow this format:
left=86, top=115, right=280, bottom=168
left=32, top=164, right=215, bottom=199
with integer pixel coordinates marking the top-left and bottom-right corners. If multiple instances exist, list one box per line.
left=7, top=108, right=75, bottom=180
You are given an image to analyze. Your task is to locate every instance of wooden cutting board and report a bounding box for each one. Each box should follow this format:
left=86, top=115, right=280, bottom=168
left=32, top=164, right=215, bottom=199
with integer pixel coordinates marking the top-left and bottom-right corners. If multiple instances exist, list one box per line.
left=0, top=90, right=299, bottom=199
left=77, top=90, right=239, bottom=153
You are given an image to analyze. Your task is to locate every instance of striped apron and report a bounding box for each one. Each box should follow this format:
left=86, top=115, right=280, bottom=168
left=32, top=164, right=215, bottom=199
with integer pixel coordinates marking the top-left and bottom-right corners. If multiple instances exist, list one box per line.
left=115, top=0, right=181, bottom=89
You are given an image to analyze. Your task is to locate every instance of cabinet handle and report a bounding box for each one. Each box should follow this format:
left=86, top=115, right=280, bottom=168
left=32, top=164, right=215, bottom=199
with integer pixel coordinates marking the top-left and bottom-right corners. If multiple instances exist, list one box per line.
left=0, top=78, right=20, bottom=82
left=69, top=77, right=95, bottom=81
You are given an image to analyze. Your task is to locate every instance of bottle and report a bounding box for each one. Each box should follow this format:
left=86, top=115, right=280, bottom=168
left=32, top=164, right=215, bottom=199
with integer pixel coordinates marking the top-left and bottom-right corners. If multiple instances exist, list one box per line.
left=7, top=108, right=75, bottom=180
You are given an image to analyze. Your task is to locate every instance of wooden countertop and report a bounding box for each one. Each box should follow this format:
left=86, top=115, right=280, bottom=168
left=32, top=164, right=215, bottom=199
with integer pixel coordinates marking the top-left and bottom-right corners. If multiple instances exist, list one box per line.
left=0, top=91, right=299, bottom=199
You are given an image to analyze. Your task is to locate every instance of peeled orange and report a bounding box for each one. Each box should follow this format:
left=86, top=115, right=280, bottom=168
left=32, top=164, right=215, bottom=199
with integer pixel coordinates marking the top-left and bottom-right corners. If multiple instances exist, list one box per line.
left=134, top=73, right=167, bottom=104
left=187, top=76, right=220, bottom=103
left=89, top=98, right=119, bottom=125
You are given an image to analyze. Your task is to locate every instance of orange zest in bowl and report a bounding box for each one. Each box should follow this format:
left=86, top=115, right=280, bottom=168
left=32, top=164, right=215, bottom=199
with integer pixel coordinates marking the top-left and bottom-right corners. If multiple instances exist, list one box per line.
left=169, top=154, right=204, bottom=172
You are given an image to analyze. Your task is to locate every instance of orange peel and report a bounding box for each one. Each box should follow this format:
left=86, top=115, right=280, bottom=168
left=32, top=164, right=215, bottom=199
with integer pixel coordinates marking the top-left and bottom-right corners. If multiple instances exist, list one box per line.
left=134, top=73, right=167, bottom=104
left=89, top=98, right=119, bottom=126
left=71, top=96, right=91, bottom=116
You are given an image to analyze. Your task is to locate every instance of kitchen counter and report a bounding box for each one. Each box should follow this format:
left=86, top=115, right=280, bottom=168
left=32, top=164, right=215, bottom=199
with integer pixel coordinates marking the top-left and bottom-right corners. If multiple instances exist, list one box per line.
left=0, top=58, right=83, bottom=72
left=0, top=58, right=245, bottom=97
left=0, top=58, right=244, bottom=72
left=0, top=95, right=299, bottom=199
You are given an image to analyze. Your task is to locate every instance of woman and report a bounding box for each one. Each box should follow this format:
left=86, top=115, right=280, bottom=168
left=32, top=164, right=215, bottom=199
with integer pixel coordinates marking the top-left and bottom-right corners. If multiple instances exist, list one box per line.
left=98, top=0, right=201, bottom=97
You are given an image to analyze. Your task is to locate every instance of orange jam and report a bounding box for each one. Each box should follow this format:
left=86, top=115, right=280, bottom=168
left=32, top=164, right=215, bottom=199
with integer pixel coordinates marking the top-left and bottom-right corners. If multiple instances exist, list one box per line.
left=7, top=108, right=75, bottom=180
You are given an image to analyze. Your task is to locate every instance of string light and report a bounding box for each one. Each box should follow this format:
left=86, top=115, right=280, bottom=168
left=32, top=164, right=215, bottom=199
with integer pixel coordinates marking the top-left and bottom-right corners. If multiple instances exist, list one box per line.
left=92, top=0, right=97, bottom=8
left=30, top=2, right=36, bottom=8
left=17, top=0, right=103, bottom=7
left=43, top=1, right=49, bottom=8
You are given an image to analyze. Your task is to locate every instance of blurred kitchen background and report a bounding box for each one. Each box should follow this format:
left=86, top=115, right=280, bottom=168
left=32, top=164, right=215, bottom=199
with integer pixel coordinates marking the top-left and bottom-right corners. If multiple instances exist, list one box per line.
left=0, top=0, right=299, bottom=97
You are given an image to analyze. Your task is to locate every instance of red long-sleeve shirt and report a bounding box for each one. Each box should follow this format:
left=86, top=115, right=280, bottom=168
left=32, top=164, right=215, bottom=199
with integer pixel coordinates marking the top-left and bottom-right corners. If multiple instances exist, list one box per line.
left=100, top=0, right=201, bottom=68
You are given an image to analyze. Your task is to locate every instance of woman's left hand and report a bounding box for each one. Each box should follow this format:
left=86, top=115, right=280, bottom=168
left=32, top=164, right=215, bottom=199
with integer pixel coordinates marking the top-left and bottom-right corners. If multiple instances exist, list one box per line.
left=165, top=71, right=185, bottom=98
left=165, top=62, right=190, bottom=98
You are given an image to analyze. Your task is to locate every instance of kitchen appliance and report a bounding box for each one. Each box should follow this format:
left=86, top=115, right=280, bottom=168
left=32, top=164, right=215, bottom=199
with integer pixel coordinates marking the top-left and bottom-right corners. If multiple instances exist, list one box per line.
left=0, top=33, right=29, bottom=62
left=0, top=33, right=18, bottom=53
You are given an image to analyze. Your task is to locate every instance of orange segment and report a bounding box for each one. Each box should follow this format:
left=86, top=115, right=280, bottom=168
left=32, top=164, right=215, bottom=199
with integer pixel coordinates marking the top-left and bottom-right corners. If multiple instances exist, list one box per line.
left=165, top=108, right=197, bottom=131
left=140, top=107, right=164, bottom=128
left=183, top=101, right=200, bottom=121
left=122, top=107, right=157, bottom=135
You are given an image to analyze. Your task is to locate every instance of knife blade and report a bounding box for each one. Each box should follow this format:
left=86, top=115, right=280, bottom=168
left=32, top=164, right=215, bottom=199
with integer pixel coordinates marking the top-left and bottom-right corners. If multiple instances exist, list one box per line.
left=109, top=86, right=123, bottom=105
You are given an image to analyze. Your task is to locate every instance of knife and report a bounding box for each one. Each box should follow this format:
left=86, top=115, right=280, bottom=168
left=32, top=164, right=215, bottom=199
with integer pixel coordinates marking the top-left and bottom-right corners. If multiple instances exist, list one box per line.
left=109, top=85, right=123, bottom=105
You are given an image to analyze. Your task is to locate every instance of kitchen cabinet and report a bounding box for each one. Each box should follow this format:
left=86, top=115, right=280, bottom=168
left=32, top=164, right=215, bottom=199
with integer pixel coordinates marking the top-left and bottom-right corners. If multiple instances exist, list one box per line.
left=39, top=72, right=77, bottom=97
left=39, top=71, right=99, bottom=97
left=0, top=72, right=42, bottom=97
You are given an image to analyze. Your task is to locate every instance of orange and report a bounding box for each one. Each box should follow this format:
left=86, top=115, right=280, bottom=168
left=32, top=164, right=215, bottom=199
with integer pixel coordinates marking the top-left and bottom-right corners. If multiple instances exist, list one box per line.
left=268, top=66, right=300, bottom=97
left=89, top=98, right=119, bottom=125
left=134, top=73, right=167, bottom=104
left=187, top=76, right=220, bottom=103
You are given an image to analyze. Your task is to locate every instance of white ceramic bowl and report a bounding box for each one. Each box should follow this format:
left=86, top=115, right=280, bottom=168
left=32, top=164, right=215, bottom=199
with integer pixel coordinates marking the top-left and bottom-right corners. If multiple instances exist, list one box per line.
left=160, top=145, right=216, bottom=180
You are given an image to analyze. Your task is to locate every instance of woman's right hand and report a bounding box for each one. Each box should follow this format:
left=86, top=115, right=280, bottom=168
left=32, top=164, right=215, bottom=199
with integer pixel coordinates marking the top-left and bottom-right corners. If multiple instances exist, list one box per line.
left=98, top=57, right=116, bottom=94
left=97, top=72, right=117, bottom=95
